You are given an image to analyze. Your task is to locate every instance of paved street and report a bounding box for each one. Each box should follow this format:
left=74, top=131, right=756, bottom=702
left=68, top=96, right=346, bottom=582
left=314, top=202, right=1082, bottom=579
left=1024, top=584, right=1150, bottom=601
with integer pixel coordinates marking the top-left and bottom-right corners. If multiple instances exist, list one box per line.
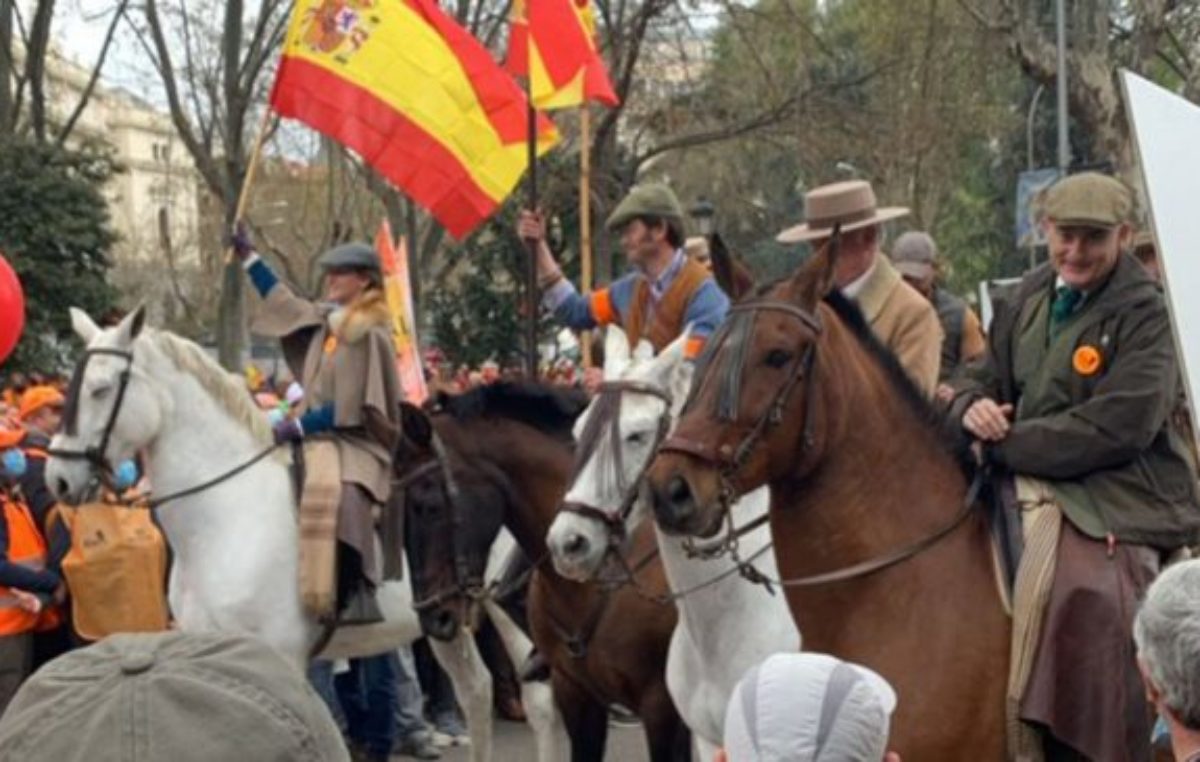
left=433, top=719, right=650, bottom=762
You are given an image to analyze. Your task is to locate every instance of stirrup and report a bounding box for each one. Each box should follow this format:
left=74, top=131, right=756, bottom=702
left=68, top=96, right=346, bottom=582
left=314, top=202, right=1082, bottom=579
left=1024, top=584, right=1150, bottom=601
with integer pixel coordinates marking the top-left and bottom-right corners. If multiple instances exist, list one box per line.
left=339, top=587, right=384, bottom=626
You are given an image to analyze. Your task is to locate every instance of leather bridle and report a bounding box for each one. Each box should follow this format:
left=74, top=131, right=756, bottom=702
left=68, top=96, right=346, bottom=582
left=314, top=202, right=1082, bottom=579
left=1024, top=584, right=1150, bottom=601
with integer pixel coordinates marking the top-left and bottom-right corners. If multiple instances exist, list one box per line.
left=561, top=379, right=674, bottom=546
left=49, top=347, right=135, bottom=478
left=404, top=430, right=488, bottom=614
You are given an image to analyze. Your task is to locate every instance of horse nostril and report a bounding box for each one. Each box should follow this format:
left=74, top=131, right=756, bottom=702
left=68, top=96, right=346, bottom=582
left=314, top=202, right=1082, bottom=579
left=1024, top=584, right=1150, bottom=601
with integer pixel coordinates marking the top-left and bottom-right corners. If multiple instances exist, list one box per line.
left=667, top=475, right=692, bottom=507
left=434, top=610, right=456, bottom=635
left=56, top=478, right=69, bottom=499
left=564, top=533, right=589, bottom=557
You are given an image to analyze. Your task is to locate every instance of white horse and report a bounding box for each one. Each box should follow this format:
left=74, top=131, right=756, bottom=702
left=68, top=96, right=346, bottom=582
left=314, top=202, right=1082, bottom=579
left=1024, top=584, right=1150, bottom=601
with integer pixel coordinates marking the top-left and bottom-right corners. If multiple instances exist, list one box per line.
left=546, top=329, right=800, bottom=760
left=44, top=306, right=556, bottom=762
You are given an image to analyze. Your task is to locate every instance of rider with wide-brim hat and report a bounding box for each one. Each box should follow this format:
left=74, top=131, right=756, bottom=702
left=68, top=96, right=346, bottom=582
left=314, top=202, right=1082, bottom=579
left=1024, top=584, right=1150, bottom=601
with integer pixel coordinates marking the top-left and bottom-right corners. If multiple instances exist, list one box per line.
left=231, top=230, right=403, bottom=623
left=775, top=179, right=943, bottom=395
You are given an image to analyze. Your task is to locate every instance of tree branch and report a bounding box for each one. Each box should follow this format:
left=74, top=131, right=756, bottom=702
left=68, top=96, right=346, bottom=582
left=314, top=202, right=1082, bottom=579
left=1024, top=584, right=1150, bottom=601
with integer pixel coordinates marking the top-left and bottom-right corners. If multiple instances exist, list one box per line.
left=55, top=0, right=132, bottom=148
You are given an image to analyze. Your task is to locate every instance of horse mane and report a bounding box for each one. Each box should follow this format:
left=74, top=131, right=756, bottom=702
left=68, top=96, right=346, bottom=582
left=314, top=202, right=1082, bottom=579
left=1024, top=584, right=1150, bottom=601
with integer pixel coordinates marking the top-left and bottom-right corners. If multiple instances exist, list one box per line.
left=819, top=290, right=972, bottom=468
left=146, top=330, right=274, bottom=446
left=434, top=381, right=587, bottom=442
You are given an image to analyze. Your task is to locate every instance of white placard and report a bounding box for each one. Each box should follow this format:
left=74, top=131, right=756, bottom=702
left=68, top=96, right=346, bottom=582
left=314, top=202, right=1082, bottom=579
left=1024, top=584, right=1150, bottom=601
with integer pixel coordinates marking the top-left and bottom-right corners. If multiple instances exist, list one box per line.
left=1122, top=71, right=1200, bottom=429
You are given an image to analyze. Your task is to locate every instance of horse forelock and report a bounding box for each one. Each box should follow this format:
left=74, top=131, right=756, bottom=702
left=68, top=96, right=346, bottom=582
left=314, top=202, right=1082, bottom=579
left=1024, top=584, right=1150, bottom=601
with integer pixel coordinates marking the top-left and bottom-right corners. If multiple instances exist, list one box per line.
left=145, top=331, right=275, bottom=447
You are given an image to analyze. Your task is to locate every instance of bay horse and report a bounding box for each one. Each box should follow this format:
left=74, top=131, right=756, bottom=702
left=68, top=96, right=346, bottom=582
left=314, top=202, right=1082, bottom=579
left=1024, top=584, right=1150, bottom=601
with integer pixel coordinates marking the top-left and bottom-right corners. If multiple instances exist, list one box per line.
left=545, top=327, right=798, bottom=760
left=45, top=306, right=506, bottom=762
left=645, top=244, right=1011, bottom=759
left=397, top=382, right=692, bottom=762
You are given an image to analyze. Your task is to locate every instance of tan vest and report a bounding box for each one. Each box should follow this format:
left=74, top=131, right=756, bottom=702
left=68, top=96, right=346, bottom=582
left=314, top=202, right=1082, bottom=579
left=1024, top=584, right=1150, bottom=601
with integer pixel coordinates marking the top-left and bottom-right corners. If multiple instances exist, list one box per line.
left=624, top=258, right=711, bottom=352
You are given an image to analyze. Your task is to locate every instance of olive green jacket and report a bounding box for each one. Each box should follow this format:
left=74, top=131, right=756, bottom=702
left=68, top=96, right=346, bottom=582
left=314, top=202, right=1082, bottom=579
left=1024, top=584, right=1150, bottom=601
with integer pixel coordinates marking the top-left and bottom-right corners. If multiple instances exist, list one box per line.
left=950, top=254, right=1200, bottom=549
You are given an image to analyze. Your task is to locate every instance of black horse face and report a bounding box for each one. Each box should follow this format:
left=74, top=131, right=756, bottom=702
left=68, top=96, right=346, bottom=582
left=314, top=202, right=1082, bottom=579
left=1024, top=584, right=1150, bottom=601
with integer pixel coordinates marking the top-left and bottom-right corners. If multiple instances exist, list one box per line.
left=398, top=404, right=505, bottom=641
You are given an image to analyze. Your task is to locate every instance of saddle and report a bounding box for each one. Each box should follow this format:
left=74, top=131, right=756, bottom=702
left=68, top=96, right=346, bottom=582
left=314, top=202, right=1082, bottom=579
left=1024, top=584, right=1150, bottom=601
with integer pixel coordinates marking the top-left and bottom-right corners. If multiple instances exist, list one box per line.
left=982, top=467, right=1024, bottom=611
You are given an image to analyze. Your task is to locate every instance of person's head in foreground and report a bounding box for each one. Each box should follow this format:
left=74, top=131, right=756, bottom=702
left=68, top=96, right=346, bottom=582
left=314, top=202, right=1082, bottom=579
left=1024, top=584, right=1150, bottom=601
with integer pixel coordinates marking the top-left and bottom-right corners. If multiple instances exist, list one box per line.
left=1040, top=171, right=1134, bottom=292
left=717, top=652, right=901, bottom=762
left=1134, top=559, right=1200, bottom=760
left=0, top=630, right=348, bottom=762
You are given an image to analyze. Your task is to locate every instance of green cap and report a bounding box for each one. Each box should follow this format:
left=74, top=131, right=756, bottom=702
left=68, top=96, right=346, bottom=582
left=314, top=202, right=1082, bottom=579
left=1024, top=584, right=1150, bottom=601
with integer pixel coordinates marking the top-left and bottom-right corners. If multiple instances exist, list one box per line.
left=0, top=631, right=349, bottom=762
left=1042, top=172, right=1133, bottom=229
left=317, top=242, right=381, bottom=273
left=605, top=183, right=685, bottom=232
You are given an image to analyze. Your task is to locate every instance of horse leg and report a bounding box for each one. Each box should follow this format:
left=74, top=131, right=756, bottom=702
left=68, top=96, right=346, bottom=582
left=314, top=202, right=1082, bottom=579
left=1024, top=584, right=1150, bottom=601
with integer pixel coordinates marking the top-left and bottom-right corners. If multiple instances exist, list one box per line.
left=429, top=631, right=493, bottom=762
left=639, top=686, right=692, bottom=762
left=483, top=600, right=567, bottom=762
left=552, top=671, right=608, bottom=762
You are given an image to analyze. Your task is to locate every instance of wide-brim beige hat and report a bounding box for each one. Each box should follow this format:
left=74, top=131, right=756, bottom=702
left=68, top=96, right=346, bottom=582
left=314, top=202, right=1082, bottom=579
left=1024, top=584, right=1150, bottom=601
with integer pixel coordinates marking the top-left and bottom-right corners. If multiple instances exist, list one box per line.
left=777, top=180, right=909, bottom=243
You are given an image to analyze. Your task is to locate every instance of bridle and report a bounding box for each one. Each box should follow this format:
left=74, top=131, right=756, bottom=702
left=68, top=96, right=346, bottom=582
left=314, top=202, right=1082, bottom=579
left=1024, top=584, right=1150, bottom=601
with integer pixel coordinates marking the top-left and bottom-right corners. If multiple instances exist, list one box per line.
left=561, top=379, right=674, bottom=544
left=49, top=347, right=136, bottom=478
left=48, top=344, right=283, bottom=509
left=404, top=430, right=488, bottom=614
left=656, top=282, right=980, bottom=589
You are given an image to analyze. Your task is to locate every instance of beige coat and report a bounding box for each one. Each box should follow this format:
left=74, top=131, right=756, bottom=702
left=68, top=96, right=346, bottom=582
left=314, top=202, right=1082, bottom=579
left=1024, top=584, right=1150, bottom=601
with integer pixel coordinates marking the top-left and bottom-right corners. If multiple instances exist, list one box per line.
left=853, top=255, right=943, bottom=395
left=253, top=285, right=402, bottom=504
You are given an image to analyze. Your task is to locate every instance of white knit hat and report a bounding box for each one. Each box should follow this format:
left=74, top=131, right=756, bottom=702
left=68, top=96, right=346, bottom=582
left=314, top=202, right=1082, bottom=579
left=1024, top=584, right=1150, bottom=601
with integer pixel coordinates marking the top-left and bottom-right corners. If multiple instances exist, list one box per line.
left=724, top=653, right=897, bottom=762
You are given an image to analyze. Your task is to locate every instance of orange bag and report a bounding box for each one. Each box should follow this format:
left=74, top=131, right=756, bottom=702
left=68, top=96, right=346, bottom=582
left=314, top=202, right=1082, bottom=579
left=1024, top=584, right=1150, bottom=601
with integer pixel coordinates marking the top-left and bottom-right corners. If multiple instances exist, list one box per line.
left=55, top=500, right=169, bottom=641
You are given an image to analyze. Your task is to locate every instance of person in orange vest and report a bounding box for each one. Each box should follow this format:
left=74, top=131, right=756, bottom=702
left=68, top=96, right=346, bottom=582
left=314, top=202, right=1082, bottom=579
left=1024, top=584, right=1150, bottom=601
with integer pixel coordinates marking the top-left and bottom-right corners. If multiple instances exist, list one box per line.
left=0, top=427, right=62, bottom=713
left=15, top=386, right=70, bottom=667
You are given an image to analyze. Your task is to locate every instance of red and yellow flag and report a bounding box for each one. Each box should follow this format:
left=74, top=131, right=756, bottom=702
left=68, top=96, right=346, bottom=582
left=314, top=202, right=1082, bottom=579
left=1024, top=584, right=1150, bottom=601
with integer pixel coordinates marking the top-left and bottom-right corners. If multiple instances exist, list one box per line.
left=271, top=0, right=558, bottom=239
left=376, top=220, right=428, bottom=405
left=507, top=0, right=618, bottom=110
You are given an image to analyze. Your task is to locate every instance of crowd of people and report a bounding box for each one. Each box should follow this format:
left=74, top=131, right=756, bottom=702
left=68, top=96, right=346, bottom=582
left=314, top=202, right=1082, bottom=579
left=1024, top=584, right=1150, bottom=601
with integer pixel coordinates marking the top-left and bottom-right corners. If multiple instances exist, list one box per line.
left=0, top=169, right=1197, bottom=762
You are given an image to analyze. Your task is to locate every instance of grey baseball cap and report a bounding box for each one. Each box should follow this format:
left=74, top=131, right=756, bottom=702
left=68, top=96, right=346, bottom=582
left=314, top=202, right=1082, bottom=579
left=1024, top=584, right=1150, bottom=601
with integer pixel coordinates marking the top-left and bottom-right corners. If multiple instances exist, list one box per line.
left=890, top=231, right=938, bottom=281
left=723, top=652, right=897, bottom=762
left=0, top=631, right=349, bottom=762
left=317, top=241, right=381, bottom=273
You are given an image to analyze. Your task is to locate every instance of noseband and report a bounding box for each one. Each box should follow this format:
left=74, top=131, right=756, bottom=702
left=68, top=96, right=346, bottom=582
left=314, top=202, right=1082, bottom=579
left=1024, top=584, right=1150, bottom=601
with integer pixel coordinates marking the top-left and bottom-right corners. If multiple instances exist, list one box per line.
left=48, top=347, right=135, bottom=477
left=561, top=379, right=674, bottom=544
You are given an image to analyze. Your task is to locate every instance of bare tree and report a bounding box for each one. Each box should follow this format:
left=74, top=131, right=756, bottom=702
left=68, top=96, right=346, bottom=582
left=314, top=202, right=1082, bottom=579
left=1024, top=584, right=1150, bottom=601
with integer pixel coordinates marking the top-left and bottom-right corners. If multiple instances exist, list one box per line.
left=132, top=0, right=290, bottom=368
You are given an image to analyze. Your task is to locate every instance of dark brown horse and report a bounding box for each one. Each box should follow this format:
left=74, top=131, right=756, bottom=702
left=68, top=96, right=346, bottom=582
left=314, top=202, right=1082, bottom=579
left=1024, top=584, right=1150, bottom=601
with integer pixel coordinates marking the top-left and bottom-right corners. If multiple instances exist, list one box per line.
left=645, top=244, right=1011, bottom=759
left=398, top=382, right=690, bottom=762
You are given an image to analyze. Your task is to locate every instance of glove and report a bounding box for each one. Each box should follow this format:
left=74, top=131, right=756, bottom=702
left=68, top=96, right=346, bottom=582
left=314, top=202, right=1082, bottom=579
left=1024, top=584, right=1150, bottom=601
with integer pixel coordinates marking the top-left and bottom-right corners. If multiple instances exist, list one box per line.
left=229, top=222, right=255, bottom=261
left=272, top=417, right=304, bottom=445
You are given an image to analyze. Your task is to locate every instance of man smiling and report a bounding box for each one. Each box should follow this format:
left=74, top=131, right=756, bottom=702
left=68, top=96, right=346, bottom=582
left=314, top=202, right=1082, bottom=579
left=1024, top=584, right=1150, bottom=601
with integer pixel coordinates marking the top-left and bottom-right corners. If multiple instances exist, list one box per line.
left=951, top=172, right=1200, bottom=760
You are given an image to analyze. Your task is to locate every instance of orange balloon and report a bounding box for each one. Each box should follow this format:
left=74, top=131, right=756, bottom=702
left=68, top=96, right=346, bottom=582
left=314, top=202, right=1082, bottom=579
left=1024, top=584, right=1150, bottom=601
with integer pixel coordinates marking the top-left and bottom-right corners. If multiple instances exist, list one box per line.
left=1073, top=345, right=1103, bottom=376
left=0, top=253, right=24, bottom=365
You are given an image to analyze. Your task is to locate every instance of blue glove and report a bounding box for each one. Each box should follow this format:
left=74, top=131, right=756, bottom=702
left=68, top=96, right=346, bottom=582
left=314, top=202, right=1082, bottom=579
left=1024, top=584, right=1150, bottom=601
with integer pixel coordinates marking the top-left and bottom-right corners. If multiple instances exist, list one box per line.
left=229, top=222, right=255, bottom=261
left=272, top=418, right=304, bottom=445
left=113, top=459, right=140, bottom=491
left=1, top=448, right=26, bottom=479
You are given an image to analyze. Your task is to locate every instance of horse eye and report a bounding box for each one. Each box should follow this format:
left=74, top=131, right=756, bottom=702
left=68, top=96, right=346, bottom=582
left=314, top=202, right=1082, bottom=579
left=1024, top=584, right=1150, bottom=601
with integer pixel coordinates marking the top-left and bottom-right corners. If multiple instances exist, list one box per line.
left=625, top=431, right=647, bottom=446
left=90, top=385, right=112, bottom=399
left=765, top=349, right=793, bottom=369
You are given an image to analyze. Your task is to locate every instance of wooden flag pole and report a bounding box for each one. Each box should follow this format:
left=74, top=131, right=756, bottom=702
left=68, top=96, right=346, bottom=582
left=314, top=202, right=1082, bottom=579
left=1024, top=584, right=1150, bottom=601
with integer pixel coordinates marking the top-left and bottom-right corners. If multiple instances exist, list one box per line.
left=523, top=96, right=540, bottom=380
left=224, top=106, right=274, bottom=264
left=579, top=106, right=594, bottom=369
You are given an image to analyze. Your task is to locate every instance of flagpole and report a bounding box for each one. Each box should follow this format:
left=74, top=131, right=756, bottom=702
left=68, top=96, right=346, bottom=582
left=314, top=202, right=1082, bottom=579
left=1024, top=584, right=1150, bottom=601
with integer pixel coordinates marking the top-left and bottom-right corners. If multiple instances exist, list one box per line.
left=579, top=106, right=593, bottom=369
left=523, top=95, right=540, bottom=380
left=225, top=106, right=274, bottom=265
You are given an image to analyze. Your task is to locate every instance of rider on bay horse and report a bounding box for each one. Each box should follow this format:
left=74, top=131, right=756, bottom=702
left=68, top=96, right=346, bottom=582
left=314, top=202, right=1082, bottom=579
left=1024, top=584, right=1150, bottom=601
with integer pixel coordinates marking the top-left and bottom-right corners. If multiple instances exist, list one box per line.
left=232, top=229, right=404, bottom=623
left=951, top=172, right=1200, bottom=760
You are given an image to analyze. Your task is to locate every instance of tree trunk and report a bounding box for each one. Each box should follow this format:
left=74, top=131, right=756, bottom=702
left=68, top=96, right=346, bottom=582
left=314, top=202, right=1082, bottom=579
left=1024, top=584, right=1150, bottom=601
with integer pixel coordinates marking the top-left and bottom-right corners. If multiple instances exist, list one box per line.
left=217, top=201, right=246, bottom=370
left=0, top=0, right=12, bottom=134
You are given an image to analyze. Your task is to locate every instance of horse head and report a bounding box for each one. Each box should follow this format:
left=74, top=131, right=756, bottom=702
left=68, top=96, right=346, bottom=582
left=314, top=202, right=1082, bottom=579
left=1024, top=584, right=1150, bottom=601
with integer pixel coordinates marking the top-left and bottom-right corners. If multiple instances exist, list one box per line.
left=398, top=401, right=503, bottom=642
left=546, top=328, right=693, bottom=581
left=646, top=233, right=841, bottom=537
left=47, top=306, right=165, bottom=505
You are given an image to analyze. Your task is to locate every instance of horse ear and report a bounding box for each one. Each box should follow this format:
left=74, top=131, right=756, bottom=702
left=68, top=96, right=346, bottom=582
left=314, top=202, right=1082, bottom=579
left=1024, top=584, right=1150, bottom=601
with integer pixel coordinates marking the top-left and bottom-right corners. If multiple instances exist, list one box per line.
left=399, top=401, right=432, bottom=448
left=69, top=307, right=101, bottom=344
left=604, top=327, right=632, bottom=378
left=791, top=225, right=842, bottom=311
left=709, top=233, right=754, bottom=301
left=113, top=304, right=147, bottom=346
left=632, top=339, right=655, bottom=363
left=651, top=329, right=694, bottom=405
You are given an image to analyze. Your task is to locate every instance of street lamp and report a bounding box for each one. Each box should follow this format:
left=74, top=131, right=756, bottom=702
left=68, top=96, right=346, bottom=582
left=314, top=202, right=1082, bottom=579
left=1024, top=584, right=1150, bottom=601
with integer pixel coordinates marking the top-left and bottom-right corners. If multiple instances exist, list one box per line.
left=690, top=198, right=715, bottom=236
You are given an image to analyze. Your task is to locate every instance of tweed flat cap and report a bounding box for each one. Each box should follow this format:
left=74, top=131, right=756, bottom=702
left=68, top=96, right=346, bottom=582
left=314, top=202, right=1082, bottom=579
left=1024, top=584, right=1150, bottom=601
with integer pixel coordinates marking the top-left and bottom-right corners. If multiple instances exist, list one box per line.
left=0, top=631, right=349, bottom=762
left=317, top=242, right=381, bottom=273
left=605, top=183, right=685, bottom=231
left=1042, top=172, right=1133, bottom=229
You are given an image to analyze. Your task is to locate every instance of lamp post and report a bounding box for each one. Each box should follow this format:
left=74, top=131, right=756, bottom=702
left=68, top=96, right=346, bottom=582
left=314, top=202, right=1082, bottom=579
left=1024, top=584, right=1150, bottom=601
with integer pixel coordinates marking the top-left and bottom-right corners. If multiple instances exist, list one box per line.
left=690, top=198, right=715, bottom=236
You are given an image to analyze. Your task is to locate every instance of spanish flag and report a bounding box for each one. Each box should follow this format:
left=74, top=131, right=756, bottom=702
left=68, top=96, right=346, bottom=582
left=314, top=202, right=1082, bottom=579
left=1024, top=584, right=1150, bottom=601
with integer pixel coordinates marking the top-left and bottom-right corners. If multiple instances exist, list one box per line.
left=507, top=0, right=619, bottom=110
left=271, top=0, right=558, bottom=239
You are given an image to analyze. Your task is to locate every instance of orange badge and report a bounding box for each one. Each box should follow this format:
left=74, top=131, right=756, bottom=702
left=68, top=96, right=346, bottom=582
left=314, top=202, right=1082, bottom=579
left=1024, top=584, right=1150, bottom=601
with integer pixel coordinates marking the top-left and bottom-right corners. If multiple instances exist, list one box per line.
left=323, top=335, right=339, bottom=355
left=1073, top=345, right=1102, bottom=376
